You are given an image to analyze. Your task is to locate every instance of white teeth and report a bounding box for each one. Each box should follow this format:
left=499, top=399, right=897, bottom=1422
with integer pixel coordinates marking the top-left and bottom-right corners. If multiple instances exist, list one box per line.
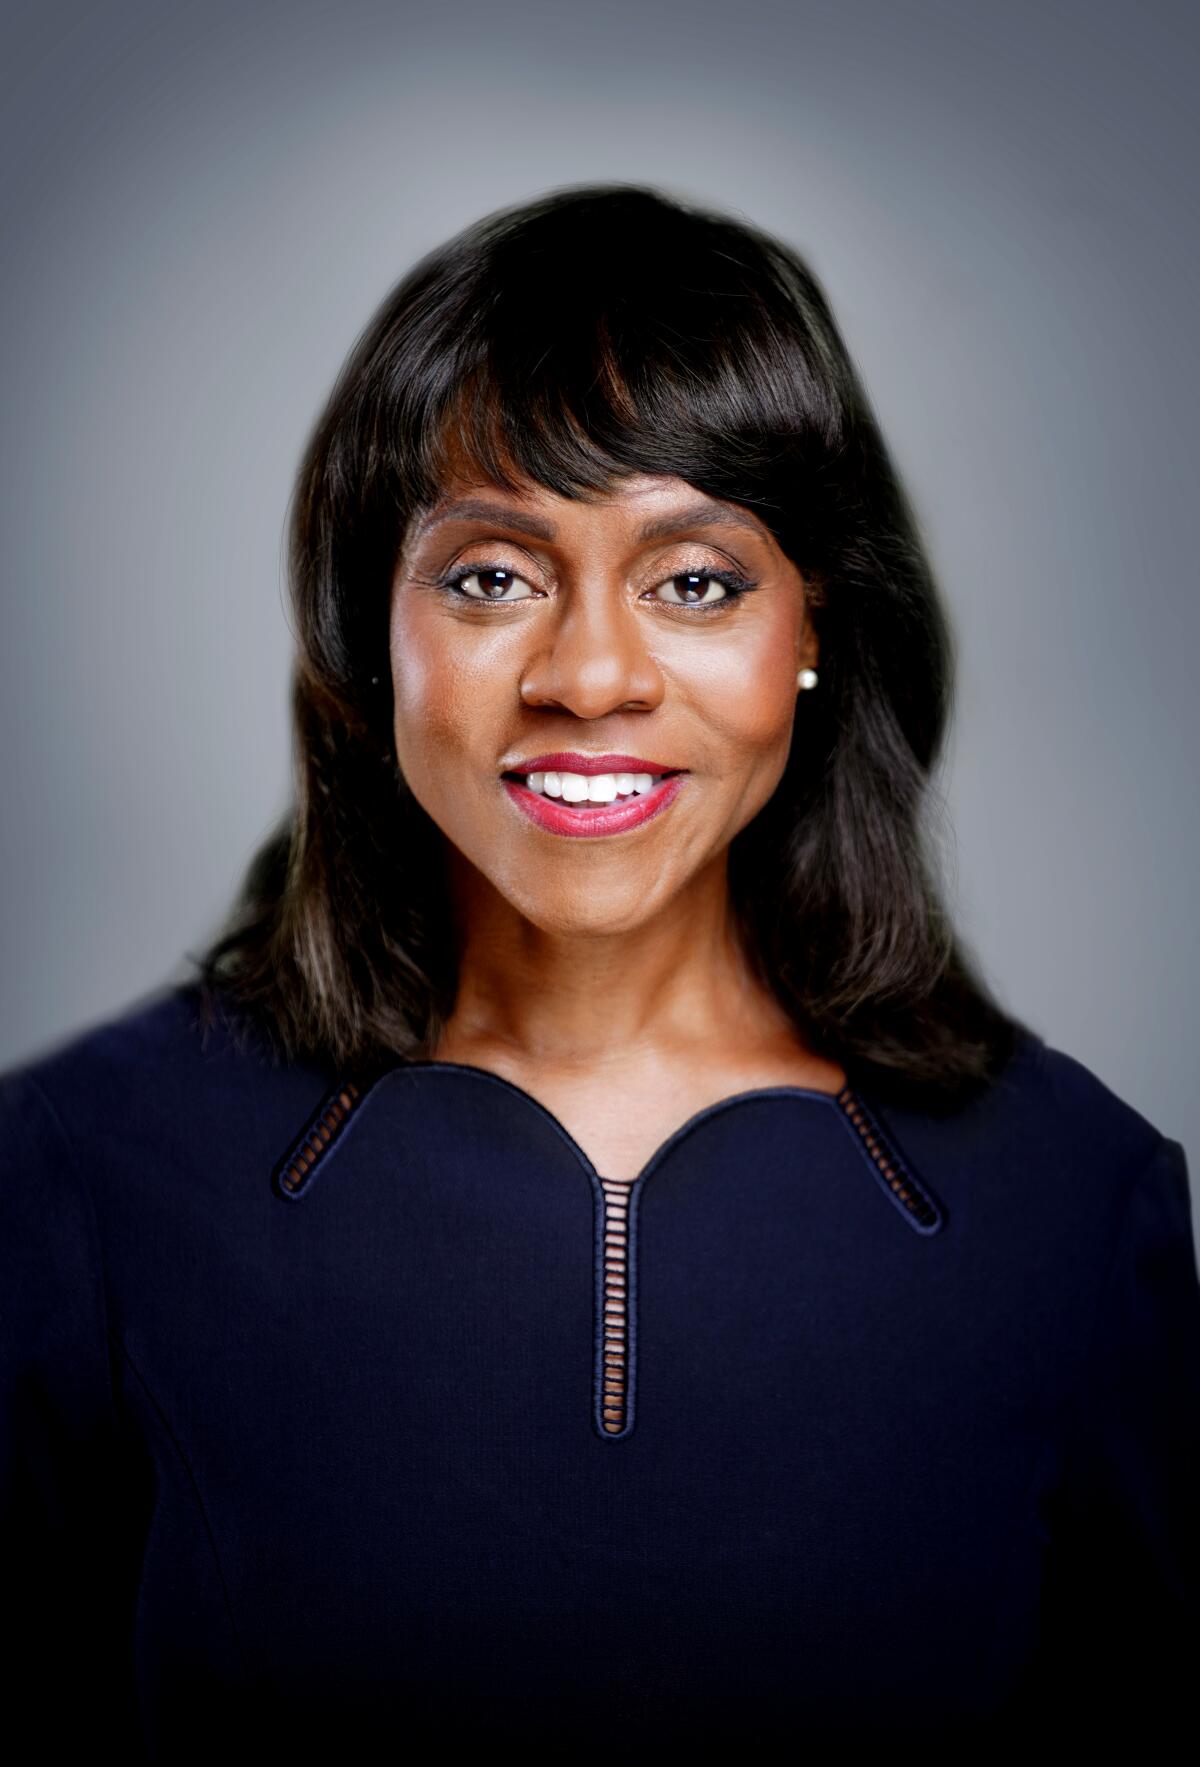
left=521, top=769, right=665, bottom=801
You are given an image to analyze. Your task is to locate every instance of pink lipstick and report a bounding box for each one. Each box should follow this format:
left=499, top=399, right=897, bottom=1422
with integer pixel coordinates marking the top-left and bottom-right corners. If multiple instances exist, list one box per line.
left=500, top=752, right=688, bottom=840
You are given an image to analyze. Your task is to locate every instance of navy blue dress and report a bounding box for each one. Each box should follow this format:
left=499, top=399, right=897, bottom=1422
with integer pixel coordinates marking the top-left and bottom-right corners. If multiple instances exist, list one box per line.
left=2, top=980, right=1198, bottom=1754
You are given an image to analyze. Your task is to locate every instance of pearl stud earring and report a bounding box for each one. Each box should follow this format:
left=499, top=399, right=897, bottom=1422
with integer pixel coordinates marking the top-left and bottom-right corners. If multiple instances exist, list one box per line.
left=797, top=667, right=818, bottom=690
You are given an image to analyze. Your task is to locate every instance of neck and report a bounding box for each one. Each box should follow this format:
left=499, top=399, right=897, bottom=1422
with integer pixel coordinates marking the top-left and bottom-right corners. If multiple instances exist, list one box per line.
left=436, top=849, right=798, bottom=1077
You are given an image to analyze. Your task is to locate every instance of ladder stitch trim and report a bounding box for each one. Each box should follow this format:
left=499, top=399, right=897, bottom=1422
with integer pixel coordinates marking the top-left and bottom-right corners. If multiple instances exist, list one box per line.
left=835, top=1086, right=945, bottom=1235
left=271, top=1077, right=372, bottom=1201
left=593, top=1172, right=640, bottom=1440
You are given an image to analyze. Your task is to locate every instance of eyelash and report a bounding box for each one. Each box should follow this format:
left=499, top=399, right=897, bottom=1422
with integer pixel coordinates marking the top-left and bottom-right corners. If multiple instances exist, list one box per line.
left=435, top=560, right=760, bottom=613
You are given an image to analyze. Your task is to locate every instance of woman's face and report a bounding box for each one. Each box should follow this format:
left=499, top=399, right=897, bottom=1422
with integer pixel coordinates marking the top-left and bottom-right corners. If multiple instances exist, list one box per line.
left=389, top=467, right=818, bottom=936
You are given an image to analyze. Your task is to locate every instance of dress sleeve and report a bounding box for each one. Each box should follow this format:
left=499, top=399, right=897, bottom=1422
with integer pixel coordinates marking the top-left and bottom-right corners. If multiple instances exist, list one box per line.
left=0, top=1069, right=145, bottom=1748
left=1022, top=1133, right=1200, bottom=1744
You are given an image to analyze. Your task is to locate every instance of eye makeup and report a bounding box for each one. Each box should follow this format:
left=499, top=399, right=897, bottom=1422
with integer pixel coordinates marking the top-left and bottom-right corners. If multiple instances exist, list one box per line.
left=429, top=558, right=761, bottom=615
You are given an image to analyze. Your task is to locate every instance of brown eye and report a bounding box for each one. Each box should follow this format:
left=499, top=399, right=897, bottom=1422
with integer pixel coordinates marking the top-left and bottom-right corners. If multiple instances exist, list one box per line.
left=448, top=567, right=537, bottom=602
left=651, top=572, right=730, bottom=606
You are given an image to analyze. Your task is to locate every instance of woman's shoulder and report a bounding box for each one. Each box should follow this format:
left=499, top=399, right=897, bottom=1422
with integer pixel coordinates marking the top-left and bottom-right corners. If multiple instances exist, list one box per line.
left=997, top=1022, right=1172, bottom=1151
left=0, top=979, right=332, bottom=1187
left=871, top=1020, right=1191, bottom=1245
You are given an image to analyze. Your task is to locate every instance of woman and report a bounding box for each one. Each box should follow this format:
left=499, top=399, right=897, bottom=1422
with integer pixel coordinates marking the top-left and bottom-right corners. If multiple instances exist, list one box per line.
left=2, top=183, right=1197, bottom=1754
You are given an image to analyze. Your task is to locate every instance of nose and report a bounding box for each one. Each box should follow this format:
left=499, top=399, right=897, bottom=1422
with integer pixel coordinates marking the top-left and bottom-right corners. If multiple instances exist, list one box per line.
left=518, top=579, right=666, bottom=717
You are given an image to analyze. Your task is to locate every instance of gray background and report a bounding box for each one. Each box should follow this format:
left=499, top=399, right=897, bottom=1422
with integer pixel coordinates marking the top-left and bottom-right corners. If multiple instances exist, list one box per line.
left=2, top=1, right=1196, bottom=1228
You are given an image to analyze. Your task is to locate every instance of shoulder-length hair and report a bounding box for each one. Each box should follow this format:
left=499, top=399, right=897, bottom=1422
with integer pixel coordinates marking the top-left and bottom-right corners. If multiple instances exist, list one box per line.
left=191, top=181, right=1029, bottom=1113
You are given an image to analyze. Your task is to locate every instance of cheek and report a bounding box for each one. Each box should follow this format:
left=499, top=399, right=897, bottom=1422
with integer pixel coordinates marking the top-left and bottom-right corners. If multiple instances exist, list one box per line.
left=388, top=613, right=492, bottom=783
left=683, top=619, right=799, bottom=767
left=387, top=604, right=512, bottom=823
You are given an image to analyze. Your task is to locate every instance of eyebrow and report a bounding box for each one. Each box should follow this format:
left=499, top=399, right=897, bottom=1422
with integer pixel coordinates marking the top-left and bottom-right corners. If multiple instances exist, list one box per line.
left=409, top=496, right=769, bottom=547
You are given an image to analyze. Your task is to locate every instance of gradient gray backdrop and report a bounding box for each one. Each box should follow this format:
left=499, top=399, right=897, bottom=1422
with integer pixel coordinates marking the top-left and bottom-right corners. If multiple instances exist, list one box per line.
left=2, top=0, right=1196, bottom=1232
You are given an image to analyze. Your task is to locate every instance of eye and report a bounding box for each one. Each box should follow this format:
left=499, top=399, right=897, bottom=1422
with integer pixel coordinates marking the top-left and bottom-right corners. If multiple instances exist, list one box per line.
left=444, top=565, right=538, bottom=602
left=436, top=561, right=758, bottom=609
left=649, top=570, right=751, bottom=607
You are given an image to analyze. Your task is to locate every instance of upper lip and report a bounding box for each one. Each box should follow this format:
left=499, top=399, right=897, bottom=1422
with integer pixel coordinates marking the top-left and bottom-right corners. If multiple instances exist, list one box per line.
left=504, top=752, right=685, bottom=776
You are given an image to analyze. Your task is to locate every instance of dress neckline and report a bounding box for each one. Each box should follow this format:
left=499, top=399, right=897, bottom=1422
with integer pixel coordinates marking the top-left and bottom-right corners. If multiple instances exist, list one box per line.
left=269, top=1054, right=944, bottom=1443
left=390, top=1057, right=855, bottom=1186
left=272, top=1053, right=944, bottom=1236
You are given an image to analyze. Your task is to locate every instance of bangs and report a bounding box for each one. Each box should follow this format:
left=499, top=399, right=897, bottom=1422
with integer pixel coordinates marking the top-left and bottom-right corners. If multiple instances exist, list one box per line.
left=389, top=185, right=845, bottom=565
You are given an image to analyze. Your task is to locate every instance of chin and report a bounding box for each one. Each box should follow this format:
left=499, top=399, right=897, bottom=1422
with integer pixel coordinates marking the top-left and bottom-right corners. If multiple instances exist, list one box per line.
left=500, top=882, right=676, bottom=941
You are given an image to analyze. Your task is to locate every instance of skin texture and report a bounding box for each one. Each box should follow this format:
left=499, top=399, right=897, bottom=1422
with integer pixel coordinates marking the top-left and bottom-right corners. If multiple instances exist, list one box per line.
left=390, top=465, right=846, bottom=1179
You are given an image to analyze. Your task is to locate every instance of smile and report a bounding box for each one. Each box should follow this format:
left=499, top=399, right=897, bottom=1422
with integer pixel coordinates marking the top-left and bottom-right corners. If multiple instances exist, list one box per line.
left=522, top=769, right=664, bottom=801
left=500, top=753, right=688, bottom=839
